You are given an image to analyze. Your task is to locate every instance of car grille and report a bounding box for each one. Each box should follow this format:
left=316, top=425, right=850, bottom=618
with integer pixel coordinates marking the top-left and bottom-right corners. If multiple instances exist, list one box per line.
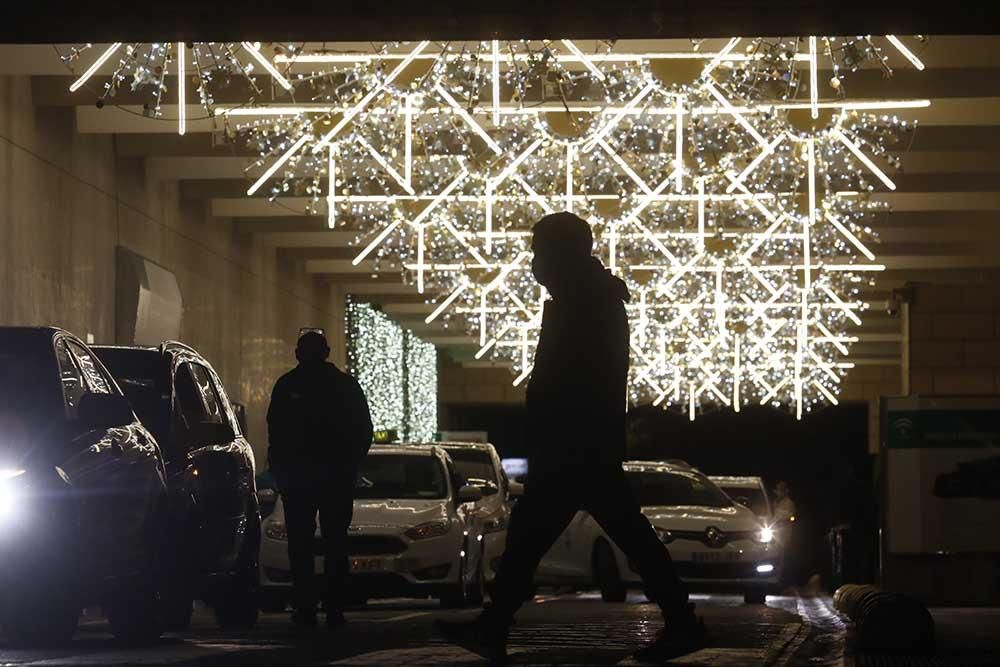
left=673, top=562, right=760, bottom=579
left=669, top=529, right=756, bottom=547
left=313, top=535, right=407, bottom=556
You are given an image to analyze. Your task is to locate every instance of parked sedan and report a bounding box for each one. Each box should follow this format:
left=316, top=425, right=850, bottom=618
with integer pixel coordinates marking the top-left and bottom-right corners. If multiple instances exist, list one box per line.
left=0, top=327, right=168, bottom=645
left=260, top=445, right=485, bottom=609
left=94, top=342, right=260, bottom=630
left=438, top=442, right=522, bottom=583
left=536, top=461, right=780, bottom=604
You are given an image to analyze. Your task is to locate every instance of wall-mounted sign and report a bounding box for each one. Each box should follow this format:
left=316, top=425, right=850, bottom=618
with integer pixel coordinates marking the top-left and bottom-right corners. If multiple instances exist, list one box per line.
left=883, top=396, right=1000, bottom=554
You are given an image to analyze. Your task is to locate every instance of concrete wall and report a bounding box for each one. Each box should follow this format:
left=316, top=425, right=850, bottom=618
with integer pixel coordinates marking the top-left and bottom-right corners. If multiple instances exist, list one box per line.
left=0, top=75, right=342, bottom=465
left=881, top=276, right=1000, bottom=604
left=908, top=280, right=1000, bottom=395
left=438, top=357, right=526, bottom=406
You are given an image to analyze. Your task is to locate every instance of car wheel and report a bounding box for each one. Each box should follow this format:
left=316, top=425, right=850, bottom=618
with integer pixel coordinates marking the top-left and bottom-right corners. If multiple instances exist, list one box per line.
left=440, top=554, right=470, bottom=608
left=258, top=591, right=288, bottom=614
left=744, top=589, right=767, bottom=605
left=215, top=503, right=261, bottom=631
left=214, top=568, right=260, bottom=631
left=1, top=588, right=79, bottom=647
left=468, top=554, right=485, bottom=606
left=162, top=592, right=194, bottom=631
left=594, top=541, right=627, bottom=603
left=107, top=579, right=163, bottom=645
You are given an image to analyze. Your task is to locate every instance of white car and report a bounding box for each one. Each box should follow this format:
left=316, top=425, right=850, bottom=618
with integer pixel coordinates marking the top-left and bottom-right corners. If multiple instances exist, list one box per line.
left=536, top=461, right=780, bottom=604
left=259, top=445, right=487, bottom=609
left=437, top=442, right=523, bottom=584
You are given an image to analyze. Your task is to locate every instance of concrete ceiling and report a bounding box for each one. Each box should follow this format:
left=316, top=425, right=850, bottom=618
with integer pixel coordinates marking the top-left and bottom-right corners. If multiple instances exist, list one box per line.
left=4, top=3, right=1000, bottom=42
left=9, top=36, right=1000, bottom=369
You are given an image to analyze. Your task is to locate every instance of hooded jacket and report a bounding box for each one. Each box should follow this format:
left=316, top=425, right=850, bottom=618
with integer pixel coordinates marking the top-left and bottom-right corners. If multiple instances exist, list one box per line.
left=525, top=256, right=631, bottom=469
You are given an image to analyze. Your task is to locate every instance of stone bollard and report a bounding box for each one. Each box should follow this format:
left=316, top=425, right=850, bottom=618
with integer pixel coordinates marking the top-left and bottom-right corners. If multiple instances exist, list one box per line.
left=833, top=585, right=935, bottom=655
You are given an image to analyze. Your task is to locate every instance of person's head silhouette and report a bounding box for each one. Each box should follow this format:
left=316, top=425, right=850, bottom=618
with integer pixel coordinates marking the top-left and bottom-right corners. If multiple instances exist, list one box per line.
left=296, top=331, right=330, bottom=365
left=531, top=212, right=594, bottom=296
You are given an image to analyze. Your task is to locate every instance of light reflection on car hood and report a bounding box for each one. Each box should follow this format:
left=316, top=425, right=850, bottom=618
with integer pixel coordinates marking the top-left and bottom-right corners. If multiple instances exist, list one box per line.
left=640, top=504, right=760, bottom=531
left=350, top=499, right=449, bottom=531
left=266, top=497, right=451, bottom=536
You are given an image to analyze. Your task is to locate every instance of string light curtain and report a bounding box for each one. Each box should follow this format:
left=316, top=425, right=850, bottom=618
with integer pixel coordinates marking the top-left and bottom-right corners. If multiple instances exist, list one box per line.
left=347, top=299, right=437, bottom=440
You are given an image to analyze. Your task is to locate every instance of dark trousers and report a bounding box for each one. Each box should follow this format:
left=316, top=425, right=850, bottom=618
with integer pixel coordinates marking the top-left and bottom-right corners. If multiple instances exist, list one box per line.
left=491, top=462, right=689, bottom=620
left=282, top=487, right=354, bottom=614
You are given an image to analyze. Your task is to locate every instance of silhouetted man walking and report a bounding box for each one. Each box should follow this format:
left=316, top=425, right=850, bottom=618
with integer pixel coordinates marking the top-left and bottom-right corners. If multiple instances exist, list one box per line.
left=267, top=331, right=373, bottom=628
left=438, top=212, right=705, bottom=663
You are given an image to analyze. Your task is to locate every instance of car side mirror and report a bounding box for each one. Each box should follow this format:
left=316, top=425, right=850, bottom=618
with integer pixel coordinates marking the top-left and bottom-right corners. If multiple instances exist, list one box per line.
left=457, top=485, right=484, bottom=504
left=78, top=393, right=134, bottom=430
left=468, top=478, right=499, bottom=497
left=508, top=481, right=525, bottom=498
left=188, top=421, right=236, bottom=448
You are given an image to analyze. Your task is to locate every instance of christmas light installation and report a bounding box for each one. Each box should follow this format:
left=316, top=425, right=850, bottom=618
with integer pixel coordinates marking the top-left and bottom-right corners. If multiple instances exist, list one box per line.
left=721, top=35, right=928, bottom=104
left=347, top=299, right=438, bottom=439
left=57, top=42, right=300, bottom=135
left=347, top=299, right=405, bottom=433
left=241, top=39, right=925, bottom=418
left=404, top=331, right=438, bottom=442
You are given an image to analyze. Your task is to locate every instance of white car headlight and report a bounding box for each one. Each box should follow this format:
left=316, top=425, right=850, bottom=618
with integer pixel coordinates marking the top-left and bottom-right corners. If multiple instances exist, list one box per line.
left=0, top=469, right=26, bottom=521
left=405, top=520, right=450, bottom=541
left=756, top=526, right=774, bottom=544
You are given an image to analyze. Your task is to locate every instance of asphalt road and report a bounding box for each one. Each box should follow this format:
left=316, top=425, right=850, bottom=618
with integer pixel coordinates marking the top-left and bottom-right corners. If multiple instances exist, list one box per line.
left=0, top=592, right=827, bottom=666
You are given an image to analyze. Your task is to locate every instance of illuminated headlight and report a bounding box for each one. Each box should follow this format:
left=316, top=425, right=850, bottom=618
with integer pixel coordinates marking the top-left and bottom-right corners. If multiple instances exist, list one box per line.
left=756, top=563, right=775, bottom=574
left=405, top=520, right=450, bottom=541
left=0, top=469, right=26, bottom=521
left=265, top=521, right=288, bottom=542
left=756, top=526, right=774, bottom=544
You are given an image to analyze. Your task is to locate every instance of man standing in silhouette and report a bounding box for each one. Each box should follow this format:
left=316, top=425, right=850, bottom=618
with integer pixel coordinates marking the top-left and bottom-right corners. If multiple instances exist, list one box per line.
left=267, top=331, right=373, bottom=628
left=438, top=212, right=705, bottom=663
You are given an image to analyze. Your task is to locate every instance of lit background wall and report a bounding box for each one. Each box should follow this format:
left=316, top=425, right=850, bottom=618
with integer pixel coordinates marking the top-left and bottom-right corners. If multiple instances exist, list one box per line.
left=0, top=74, right=344, bottom=466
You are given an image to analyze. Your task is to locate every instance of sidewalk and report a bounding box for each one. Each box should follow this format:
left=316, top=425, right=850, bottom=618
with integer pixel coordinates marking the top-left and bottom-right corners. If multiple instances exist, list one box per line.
left=842, top=606, right=1000, bottom=667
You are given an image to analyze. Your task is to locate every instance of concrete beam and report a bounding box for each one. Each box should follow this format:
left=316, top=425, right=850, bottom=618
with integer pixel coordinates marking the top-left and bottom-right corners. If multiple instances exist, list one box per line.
left=115, top=133, right=252, bottom=157
left=146, top=156, right=251, bottom=181
left=305, top=259, right=377, bottom=274
left=255, top=231, right=358, bottom=248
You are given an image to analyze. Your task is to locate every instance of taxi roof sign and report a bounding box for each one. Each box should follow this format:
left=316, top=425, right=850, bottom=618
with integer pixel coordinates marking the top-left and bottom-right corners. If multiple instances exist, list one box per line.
left=373, top=429, right=399, bottom=444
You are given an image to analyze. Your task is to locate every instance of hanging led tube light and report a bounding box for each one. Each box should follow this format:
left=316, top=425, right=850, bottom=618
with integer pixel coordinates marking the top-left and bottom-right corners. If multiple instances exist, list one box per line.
left=177, top=42, right=186, bottom=136
left=246, top=132, right=313, bottom=196
left=241, top=41, right=294, bottom=91
left=69, top=42, right=122, bottom=92
left=886, top=35, right=926, bottom=71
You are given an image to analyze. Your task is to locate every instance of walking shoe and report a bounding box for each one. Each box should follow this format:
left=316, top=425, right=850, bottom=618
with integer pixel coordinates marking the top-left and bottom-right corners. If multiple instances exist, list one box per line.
left=634, top=612, right=707, bottom=663
left=435, top=612, right=510, bottom=665
left=326, top=611, right=348, bottom=629
left=291, top=609, right=318, bottom=627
